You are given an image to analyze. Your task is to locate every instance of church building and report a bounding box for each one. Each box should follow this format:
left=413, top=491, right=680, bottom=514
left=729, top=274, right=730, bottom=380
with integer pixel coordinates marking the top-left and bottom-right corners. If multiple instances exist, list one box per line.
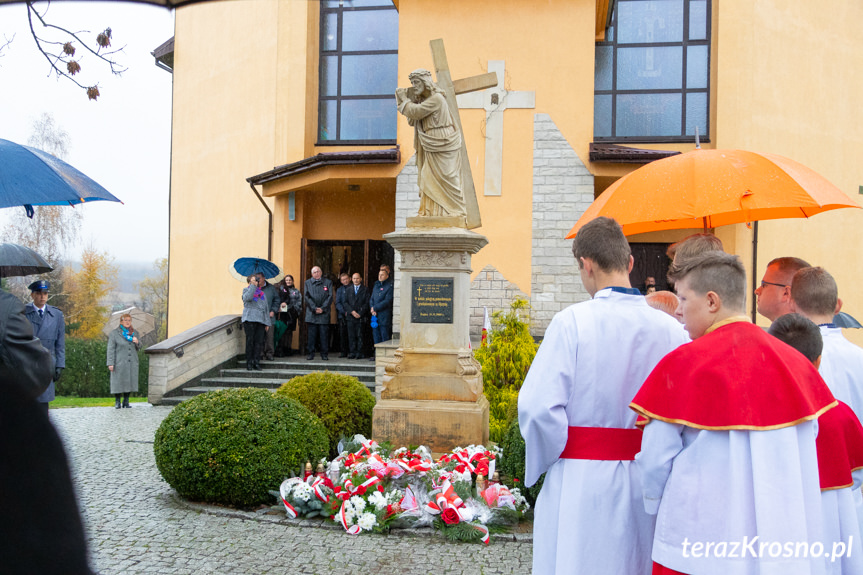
left=160, top=0, right=863, bottom=346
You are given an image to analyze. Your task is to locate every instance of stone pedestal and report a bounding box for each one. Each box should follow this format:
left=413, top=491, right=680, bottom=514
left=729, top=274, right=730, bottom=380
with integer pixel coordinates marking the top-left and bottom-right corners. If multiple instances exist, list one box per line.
left=372, top=224, right=489, bottom=453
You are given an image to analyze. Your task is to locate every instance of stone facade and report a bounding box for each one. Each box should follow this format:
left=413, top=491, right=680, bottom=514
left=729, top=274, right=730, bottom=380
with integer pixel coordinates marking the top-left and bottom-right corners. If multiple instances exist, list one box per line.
left=469, top=265, right=529, bottom=338
left=392, top=155, right=420, bottom=336
left=530, top=113, right=593, bottom=336
left=392, top=113, right=594, bottom=340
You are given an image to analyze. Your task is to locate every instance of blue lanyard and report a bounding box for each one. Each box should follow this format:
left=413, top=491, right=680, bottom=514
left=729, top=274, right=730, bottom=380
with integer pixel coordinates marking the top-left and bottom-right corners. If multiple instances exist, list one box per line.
left=609, top=286, right=642, bottom=296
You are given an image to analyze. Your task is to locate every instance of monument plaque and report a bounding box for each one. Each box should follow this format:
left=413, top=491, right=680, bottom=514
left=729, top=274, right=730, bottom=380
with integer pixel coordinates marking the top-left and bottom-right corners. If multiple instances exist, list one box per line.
left=411, top=278, right=454, bottom=324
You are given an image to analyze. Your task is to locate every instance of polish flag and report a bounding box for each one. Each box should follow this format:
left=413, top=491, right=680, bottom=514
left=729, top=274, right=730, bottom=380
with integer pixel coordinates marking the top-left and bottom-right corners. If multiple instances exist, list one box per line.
left=481, top=307, right=491, bottom=347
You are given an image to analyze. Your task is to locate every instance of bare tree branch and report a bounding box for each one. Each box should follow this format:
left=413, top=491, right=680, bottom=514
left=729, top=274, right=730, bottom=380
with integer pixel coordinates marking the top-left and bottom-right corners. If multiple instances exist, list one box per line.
left=0, top=33, right=14, bottom=61
left=25, top=1, right=127, bottom=100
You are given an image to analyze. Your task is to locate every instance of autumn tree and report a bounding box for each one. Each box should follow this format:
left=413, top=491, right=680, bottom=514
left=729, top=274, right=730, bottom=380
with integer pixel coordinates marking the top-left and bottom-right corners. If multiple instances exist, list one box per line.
left=65, top=245, right=117, bottom=339
left=137, top=256, right=168, bottom=340
left=2, top=112, right=82, bottom=306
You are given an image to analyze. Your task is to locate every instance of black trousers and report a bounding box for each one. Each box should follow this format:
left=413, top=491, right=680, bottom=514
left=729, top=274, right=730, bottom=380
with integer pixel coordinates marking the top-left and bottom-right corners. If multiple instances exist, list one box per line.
left=346, top=318, right=364, bottom=357
left=338, top=316, right=349, bottom=354
left=306, top=323, right=329, bottom=356
left=243, top=321, right=266, bottom=365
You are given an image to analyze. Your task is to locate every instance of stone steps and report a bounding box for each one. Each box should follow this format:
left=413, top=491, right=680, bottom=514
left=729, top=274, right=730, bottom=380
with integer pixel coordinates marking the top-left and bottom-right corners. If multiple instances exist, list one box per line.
left=160, top=355, right=377, bottom=405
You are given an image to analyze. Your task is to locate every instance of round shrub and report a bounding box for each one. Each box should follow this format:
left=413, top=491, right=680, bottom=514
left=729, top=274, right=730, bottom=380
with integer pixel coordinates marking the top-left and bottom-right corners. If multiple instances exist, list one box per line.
left=499, top=416, right=544, bottom=505
left=275, top=371, right=375, bottom=456
left=153, top=388, right=328, bottom=508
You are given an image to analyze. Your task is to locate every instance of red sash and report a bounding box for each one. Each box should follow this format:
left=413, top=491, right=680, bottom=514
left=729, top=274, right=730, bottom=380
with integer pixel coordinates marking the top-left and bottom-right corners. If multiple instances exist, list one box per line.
left=559, top=426, right=643, bottom=461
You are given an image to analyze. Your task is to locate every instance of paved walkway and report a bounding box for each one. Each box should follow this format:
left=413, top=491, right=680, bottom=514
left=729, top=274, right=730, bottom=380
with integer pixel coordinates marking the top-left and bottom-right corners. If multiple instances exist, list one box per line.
left=51, top=405, right=533, bottom=575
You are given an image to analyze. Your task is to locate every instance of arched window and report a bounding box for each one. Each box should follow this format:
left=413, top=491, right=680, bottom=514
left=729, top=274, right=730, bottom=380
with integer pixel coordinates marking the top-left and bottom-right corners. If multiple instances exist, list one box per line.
left=318, top=0, right=398, bottom=144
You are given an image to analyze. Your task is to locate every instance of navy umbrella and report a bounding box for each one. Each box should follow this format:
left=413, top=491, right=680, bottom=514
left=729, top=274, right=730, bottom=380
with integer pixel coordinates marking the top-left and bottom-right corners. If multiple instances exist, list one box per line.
left=0, top=139, right=122, bottom=217
left=833, top=311, right=863, bottom=329
left=229, top=257, right=284, bottom=284
left=0, top=243, right=52, bottom=278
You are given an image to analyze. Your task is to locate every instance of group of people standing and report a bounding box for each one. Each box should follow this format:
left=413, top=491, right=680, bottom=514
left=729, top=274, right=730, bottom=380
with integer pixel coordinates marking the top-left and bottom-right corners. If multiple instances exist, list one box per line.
left=519, top=217, right=863, bottom=575
left=240, top=265, right=394, bottom=367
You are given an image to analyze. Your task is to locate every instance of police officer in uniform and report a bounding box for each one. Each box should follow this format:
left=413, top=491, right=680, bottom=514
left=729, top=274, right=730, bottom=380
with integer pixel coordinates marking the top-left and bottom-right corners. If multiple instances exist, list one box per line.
left=24, top=280, right=65, bottom=413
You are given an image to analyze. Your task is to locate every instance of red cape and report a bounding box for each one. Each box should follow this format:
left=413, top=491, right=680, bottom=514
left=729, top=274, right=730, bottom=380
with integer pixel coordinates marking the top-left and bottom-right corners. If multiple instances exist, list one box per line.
left=631, top=321, right=836, bottom=430
left=817, top=401, right=863, bottom=490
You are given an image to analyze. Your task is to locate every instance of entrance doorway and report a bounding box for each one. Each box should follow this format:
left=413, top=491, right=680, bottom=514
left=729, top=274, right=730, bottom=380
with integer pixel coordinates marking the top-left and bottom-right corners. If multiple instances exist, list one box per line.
left=629, top=242, right=671, bottom=293
left=299, top=239, right=394, bottom=355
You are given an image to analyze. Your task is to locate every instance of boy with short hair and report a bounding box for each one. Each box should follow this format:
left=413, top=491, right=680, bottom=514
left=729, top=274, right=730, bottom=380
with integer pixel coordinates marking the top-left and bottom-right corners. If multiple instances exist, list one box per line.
left=519, top=216, right=688, bottom=574
left=631, top=251, right=836, bottom=575
left=769, top=313, right=863, bottom=575
left=791, top=266, right=863, bottom=424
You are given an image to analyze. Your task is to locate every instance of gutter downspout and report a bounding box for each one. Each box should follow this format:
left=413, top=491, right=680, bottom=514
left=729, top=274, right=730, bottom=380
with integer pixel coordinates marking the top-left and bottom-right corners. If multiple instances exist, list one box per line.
left=249, top=183, right=273, bottom=261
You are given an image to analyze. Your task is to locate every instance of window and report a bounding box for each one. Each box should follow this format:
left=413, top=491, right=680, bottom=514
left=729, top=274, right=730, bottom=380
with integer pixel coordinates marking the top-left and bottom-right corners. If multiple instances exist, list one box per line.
left=319, top=0, right=398, bottom=144
left=594, top=0, right=710, bottom=142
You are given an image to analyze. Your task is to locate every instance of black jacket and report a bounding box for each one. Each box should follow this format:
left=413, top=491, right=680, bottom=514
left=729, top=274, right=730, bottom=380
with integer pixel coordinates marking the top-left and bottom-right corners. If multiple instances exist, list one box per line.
left=0, top=291, right=53, bottom=401
left=344, top=284, right=370, bottom=321
left=304, top=277, right=334, bottom=325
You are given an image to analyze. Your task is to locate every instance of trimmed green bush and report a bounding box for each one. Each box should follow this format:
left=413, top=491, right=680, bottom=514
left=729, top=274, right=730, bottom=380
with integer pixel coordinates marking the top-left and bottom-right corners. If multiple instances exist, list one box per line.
left=499, top=416, right=544, bottom=505
left=474, top=297, right=539, bottom=391
left=275, top=371, right=375, bottom=456
left=58, top=337, right=148, bottom=398
left=153, top=388, right=328, bottom=508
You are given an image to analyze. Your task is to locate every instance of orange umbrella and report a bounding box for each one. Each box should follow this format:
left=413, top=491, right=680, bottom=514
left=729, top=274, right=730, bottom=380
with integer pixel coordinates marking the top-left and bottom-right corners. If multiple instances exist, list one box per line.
left=565, top=149, right=860, bottom=238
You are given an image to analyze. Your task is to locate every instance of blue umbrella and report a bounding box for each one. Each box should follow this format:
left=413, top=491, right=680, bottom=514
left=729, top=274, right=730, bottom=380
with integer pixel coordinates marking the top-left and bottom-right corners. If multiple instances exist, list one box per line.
left=229, top=257, right=284, bottom=284
left=833, top=311, right=862, bottom=329
left=0, top=139, right=122, bottom=217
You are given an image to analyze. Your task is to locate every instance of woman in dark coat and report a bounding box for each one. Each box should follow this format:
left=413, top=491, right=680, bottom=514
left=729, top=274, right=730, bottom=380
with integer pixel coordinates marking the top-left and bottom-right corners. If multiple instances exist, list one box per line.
left=276, top=275, right=302, bottom=356
left=107, top=313, right=141, bottom=409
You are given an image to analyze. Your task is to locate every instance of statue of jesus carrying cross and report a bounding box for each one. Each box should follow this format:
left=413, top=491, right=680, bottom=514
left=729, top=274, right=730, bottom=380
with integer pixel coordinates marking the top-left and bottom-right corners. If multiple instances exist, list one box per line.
left=395, top=40, right=497, bottom=230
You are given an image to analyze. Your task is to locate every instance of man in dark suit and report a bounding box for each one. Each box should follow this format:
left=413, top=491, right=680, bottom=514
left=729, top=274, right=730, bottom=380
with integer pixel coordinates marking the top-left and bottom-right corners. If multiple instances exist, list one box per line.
left=335, top=273, right=351, bottom=358
left=345, top=273, right=370, bottom=359
left=369, top=264, right=394, bottom=348
left=304, top=266, right=333, bottom=360
left=24, top=279, right=65, bottom=413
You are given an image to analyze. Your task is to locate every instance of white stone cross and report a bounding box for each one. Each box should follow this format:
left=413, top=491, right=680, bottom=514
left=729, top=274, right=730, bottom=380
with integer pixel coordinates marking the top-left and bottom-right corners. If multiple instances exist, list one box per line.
left=456, top=61, right=535, bottom=197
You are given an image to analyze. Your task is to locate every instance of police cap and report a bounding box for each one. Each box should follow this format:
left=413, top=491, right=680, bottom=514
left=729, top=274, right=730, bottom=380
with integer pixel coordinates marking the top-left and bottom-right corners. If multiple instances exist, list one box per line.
left=28, top=280, right=50, bottom=292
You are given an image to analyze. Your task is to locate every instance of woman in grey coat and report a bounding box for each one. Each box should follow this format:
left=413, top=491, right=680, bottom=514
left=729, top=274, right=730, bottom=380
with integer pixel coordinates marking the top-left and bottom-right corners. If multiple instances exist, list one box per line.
left=107, top=313, right=141, bottom=409
left=242, top=273, right=271, bottom=371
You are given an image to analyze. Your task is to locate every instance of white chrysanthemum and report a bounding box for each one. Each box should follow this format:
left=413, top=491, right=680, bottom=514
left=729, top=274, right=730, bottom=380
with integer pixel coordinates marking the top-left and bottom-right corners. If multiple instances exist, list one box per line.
left=510, top=487, right=530, bottom=510
left=357, top=512, right=377, bottom=531
left=387, top=489, right=404, bottom=504
left=368, top=491, right=388, bottom=511
left=393, top=447, right=408, bottom=457
left=294, top=482, right=313, bottom=502
left=350, top=495, right=366, bottom=513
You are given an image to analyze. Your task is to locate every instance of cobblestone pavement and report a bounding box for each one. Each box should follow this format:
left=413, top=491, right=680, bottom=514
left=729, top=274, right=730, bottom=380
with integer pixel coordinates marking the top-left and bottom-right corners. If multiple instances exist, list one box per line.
left=51, top=405, right=533, bottom=575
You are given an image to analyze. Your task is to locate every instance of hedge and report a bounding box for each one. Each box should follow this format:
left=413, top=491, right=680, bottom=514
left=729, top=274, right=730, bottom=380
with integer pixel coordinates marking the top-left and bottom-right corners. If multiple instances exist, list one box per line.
left=153, top=388, right=329, bottom=507
left=57, top=337, right=149, bottom=398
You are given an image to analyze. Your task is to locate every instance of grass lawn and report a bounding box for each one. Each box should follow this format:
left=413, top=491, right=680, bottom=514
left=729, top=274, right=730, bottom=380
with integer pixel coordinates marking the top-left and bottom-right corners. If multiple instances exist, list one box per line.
left=51, top=396, right=149, bottom=409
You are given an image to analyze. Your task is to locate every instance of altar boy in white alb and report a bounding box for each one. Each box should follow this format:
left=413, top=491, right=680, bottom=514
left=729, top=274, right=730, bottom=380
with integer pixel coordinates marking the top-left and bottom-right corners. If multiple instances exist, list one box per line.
left=632, top=252, right=836, bottom=575
left=518, top=216, right=688, bottom=575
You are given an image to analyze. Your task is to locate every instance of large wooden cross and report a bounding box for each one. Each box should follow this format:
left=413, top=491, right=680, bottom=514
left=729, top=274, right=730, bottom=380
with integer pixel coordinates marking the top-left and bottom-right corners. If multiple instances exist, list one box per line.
left=429, top=39, right=498, bottom=230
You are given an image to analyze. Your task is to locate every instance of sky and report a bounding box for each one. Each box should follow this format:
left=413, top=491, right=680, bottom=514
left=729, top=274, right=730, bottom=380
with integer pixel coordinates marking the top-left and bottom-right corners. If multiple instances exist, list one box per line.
left=0, top=1, right=175, bottom=264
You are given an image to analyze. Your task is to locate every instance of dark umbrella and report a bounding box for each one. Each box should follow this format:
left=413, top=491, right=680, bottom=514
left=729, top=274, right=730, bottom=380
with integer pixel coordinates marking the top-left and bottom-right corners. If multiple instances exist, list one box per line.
left=229, top=257, right=284, bottom=284
left=833, top=312, right=862, bottom=329
left=0, top=243, right=52, bottom=278
left=0, top=139, right=122, bottom=218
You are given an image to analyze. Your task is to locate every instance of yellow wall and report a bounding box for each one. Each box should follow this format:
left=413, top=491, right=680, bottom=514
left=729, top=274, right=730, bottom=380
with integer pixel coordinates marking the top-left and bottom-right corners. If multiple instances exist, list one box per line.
left=714, top=0, right=863, bottom=343
left=168, top=1, right=309, bottom=335
left=396, top=0, right=596, bottom=295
